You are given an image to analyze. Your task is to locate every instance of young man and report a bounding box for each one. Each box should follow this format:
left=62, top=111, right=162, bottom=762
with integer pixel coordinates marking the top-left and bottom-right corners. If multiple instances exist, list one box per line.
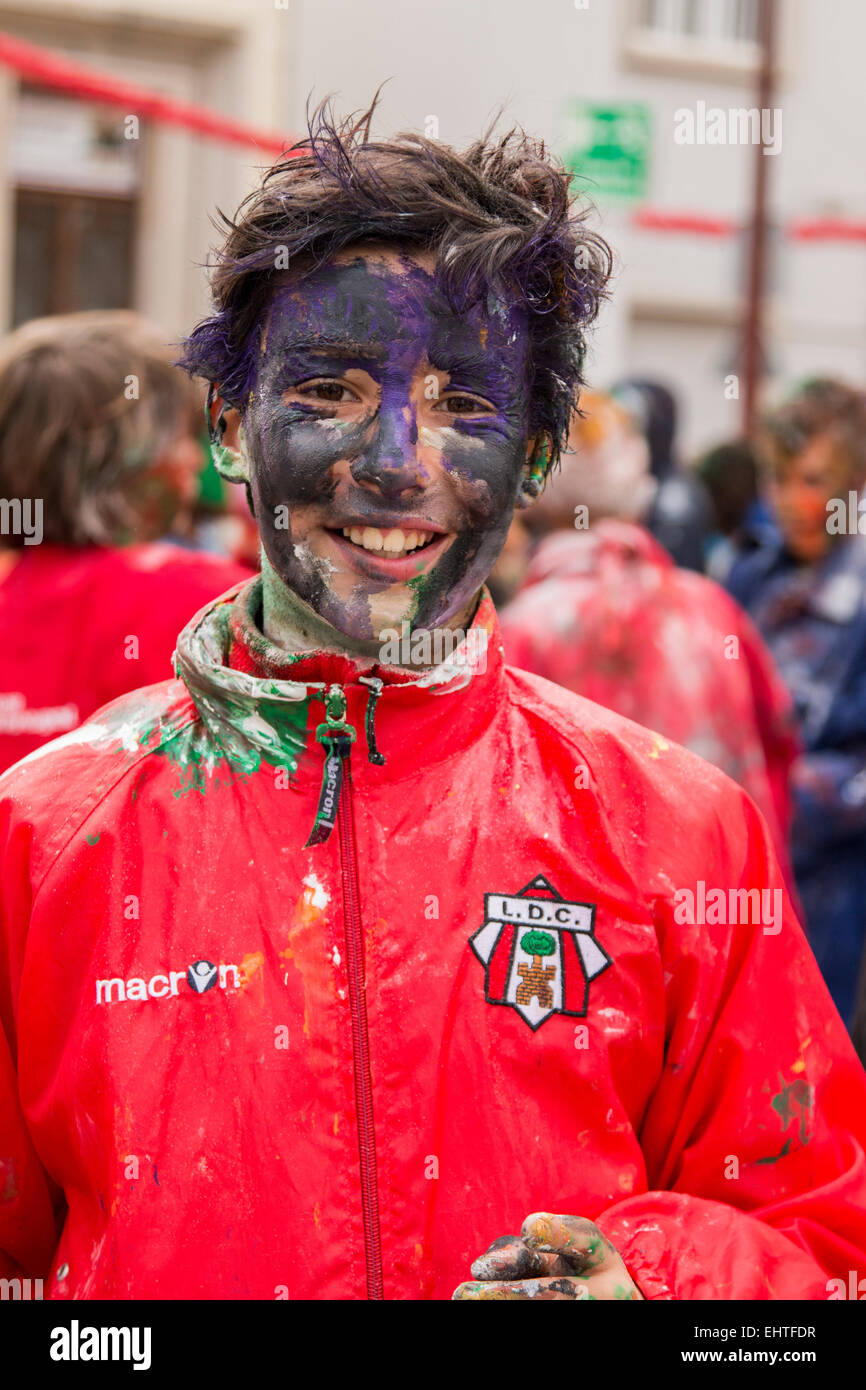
left=728, top=379, right=866, bottom=1027
left=1, top=104, right=864, bottom=1302
left=0, top=312, right=252, bottom=772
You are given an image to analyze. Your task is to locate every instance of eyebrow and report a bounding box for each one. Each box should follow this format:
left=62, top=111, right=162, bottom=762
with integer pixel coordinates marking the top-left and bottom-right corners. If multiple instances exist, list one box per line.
left=279, top=336, right=388, bottom=365
left=431, top=347, right=516, bottom=395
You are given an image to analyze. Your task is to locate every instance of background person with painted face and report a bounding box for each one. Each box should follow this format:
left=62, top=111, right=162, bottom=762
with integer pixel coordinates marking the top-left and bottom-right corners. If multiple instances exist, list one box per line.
left=0, top=311, right=253, bottom=773
left=727, top=379, right=866, bottom=1028
left=0, top=101, right=864, bottom=1303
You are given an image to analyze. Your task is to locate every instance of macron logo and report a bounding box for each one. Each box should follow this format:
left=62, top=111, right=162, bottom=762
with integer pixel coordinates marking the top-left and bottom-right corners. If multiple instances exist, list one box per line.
left=95, top=959, right=240, bottom=1005
left=50, top=1320, right=151, bottom=1371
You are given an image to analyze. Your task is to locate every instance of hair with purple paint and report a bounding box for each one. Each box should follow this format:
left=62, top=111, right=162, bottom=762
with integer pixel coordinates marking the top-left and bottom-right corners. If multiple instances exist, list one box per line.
left=180, top=91, right=612, bottom=477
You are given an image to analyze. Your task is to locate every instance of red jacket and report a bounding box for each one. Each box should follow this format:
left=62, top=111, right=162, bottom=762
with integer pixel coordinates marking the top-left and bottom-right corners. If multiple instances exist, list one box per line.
left=1, top=579, right=864, bottom=1300
left=500, top=523, right=799, bottom=868
left=0, top=542, right=253, bottom=773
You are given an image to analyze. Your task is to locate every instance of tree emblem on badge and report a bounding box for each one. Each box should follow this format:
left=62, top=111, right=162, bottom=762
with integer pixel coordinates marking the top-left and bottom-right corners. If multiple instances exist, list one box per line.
left=470, top=875, right=611, bottom=1031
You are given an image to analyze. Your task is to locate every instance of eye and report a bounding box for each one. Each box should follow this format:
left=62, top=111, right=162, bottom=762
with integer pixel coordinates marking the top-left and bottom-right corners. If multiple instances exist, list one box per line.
left=434, top=393, right=494, bottom=416
left=292, top=379, right=359, bottom=404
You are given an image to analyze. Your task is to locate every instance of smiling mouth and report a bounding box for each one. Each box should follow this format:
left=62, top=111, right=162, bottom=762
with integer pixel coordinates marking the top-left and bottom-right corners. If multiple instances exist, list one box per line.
left=325, top=523, right=451, bottom=579
left=336, top=524, right=438, bottom=558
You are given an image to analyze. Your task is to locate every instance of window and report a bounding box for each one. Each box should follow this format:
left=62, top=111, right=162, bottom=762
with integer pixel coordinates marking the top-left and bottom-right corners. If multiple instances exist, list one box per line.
left=624, top=0, right=768, bottom=79
left=637, top=0, right=759, bottom=43
left=13, top=191, right=136, bottom=324
left=10, top=89, right=139, bottom=325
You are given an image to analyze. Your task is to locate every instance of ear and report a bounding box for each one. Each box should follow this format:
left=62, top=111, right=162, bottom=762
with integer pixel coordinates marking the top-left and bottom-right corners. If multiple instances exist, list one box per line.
left=515, top=435, right=549, bottom=511
left=207, top=385, right=249, bottom=484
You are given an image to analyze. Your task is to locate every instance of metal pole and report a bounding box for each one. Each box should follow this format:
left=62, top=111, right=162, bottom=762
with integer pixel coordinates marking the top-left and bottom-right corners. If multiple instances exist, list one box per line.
left=742, top=0, right=777, bottom=435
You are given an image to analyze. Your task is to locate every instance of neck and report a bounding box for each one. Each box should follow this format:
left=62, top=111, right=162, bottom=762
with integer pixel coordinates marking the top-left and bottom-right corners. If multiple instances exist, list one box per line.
left=259, top=552, right=481, bottom=668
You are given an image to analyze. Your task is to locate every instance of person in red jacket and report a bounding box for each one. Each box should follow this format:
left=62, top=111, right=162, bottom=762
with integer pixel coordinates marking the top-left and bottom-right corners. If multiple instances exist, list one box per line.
left=0, top=311, right=253, bottom=773
left=499, top=391, right=800, bottom=872
left=1, top=98, right=865, bottom=1303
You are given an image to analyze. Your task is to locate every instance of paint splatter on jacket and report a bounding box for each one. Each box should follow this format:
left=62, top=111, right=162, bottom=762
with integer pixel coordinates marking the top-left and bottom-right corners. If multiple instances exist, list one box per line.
left=0, top=542, right=252, bottom=774
left=727, top=532, right=866, bottom=1024
left=0, top=578, right=864, bottom=1300
left=499, top=523, right=799, bottom=875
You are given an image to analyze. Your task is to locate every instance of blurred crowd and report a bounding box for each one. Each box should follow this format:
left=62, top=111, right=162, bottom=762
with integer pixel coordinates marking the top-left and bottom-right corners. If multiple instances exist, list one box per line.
left=1, top=309, right=865, bottom=1057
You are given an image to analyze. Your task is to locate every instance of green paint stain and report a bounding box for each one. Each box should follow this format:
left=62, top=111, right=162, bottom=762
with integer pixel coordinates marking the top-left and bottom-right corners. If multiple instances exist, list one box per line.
left=771, top=1078, right=813, bottom=1145
left=85, top=833, right=100, bottom=846
left=755, top=1137, right=793, bottom=1166
left=138, top=697, right=309, bottom=800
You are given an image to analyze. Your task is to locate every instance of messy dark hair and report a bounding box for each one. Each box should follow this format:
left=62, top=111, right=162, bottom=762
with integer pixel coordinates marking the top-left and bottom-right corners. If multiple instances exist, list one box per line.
left=760, top=377, right=866, bottom=485
left=180, top=93, right=612, bottom=477
left=0, top=310, right=201, bottom=547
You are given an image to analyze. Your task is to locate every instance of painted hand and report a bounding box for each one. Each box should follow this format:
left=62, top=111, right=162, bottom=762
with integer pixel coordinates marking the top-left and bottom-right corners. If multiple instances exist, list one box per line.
left=452, top=1212, right=644, bottom=1300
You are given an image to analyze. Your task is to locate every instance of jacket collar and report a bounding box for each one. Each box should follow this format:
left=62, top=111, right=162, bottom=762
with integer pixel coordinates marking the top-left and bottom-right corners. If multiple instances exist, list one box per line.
left=173, top=577, right=505, bottom=787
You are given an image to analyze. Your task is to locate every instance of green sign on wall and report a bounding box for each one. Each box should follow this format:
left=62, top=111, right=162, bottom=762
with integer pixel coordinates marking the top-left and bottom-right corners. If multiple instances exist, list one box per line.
left=562, top=102, right=651, bottom=201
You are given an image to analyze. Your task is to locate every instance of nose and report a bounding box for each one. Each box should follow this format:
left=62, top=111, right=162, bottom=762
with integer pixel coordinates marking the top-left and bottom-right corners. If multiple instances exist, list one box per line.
left=350, top=405, right=426, bottom=500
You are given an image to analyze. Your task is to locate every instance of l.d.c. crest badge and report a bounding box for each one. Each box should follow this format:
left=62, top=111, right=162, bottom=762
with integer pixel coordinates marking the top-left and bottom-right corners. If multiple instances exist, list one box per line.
left=469, top=874, right=611, bottom=1031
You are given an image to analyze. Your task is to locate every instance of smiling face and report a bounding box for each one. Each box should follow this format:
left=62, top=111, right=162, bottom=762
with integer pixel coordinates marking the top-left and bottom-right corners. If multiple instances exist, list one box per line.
left=237, top=243, right=536, bottom=642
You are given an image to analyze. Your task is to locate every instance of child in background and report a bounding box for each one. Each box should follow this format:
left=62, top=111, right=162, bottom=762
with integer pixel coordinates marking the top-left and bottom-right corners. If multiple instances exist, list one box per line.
left=0, top=310, right=253, bottom=772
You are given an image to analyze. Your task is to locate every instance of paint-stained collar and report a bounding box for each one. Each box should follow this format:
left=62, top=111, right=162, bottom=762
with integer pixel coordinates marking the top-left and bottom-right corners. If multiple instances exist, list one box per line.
left=172, top=578, right=505, bottom=783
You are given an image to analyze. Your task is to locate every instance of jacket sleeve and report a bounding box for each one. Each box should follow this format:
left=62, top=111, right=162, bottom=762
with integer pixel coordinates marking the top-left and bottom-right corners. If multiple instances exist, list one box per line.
left=789, top=747, right=866, bottom=861
left=735, top=605, right=799, bottom=844
left=595, top=787, right=866, bottom=1300
left=0, top=796, right=64, bottom=1280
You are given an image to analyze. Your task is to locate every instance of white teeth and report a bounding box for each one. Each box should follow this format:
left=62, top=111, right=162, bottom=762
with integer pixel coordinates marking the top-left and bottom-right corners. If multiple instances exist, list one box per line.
left=340, top=525, right=434, bottom=556
left=362, top=526, right=384, bottom=551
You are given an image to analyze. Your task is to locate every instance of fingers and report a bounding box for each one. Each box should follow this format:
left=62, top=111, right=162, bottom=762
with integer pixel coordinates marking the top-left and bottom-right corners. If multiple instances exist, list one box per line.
left=469, top=1235, right=548, bottom=1281
left=469, top=1235, right=576, bottom=1281
left=453, top=1275, right=594, bottom=1301
left=520, top=1212, right=613, bottom=1275
left=462, top=1215, right=643, bottom=1301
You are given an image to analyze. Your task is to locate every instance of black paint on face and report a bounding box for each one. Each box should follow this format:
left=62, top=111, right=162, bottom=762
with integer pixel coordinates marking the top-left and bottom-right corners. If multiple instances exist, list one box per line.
left=242, top=245, right=534, bottom=640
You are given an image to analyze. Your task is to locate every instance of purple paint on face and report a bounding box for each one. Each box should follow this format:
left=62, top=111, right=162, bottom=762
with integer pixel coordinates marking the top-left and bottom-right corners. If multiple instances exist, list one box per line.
left=241, top=243, right=534, bottom=640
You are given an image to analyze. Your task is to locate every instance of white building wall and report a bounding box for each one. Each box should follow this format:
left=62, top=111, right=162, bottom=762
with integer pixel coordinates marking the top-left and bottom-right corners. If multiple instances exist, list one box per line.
left=0, top=0, right=863, bottom=458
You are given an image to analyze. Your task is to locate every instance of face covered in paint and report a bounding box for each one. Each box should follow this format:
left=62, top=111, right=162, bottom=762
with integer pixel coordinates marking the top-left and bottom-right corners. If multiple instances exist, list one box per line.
left=237, top=243, right=537, bottom=643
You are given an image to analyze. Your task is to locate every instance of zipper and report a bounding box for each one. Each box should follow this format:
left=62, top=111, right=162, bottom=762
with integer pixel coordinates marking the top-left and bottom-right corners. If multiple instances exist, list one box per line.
left=337, top=743, right=384, bottom=1300
left=303, top=682, right=384, bottom=1297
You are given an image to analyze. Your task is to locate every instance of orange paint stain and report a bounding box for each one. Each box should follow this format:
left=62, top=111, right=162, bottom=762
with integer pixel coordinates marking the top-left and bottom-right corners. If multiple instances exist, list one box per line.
left=239, top=951, right=265, bottom=988
left=791, top=1036, right=812, bottom=1074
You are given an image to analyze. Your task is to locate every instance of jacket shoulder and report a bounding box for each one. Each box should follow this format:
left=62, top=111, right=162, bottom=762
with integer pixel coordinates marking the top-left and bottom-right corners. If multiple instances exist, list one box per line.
left=502, top=664, right=757, bottom=878
left=0, top=680, right=199, bottom=876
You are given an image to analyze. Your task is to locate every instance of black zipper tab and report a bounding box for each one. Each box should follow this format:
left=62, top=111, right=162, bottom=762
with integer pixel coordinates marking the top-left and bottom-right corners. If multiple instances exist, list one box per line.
left=303, top=685, right=356, bottom=848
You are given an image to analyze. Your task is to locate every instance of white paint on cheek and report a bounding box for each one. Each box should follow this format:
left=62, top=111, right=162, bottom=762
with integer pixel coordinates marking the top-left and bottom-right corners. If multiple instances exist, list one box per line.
left=418, top=424, right=486, bottom=451
left=293, top=539, right=336, bottom=578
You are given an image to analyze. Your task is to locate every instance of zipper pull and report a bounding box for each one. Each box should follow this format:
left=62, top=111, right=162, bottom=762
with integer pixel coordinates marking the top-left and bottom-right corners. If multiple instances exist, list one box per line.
left=360, top=676, right=386, bottom=765
left=304, top=685, right=356, bottom=848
